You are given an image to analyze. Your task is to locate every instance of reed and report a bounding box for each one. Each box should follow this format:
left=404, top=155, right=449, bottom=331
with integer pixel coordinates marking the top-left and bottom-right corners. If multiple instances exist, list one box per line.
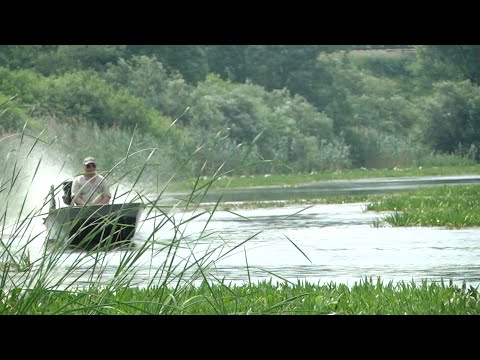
left=1, top=122, right=479, bottom=314
left=0, top=121, right=284, bottom=314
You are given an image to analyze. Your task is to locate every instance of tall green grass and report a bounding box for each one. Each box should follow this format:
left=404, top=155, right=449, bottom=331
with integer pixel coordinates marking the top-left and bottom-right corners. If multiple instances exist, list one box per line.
left=0, top=120, right=281, bottom=314
left=1, top=121, right=479, bottom=314
left=366, top=185, right=480, bottom=228
left=1, top=277, right=478, bottom=314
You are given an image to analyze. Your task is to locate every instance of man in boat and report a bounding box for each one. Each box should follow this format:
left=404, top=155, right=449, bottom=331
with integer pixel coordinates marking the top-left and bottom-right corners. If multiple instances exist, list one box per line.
left=71, top=157, right=112, bottom=206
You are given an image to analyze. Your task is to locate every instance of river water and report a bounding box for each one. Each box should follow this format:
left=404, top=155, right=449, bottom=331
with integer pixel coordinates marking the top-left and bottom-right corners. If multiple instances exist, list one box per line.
left=3, top=175, right=480, bottom=290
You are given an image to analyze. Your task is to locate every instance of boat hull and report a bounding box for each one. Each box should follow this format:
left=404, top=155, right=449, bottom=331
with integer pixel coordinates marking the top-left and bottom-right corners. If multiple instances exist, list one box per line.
left=44, top=203, right=143, bottom=249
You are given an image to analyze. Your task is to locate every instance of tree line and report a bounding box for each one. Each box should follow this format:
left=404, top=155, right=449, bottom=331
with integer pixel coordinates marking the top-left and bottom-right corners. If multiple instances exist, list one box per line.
left=0, top=45, right=478, bottom=178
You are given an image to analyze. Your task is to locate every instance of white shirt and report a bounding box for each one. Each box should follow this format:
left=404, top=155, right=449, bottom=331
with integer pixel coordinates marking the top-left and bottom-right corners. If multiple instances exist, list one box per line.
left=71, top=174, right=111, bottom=204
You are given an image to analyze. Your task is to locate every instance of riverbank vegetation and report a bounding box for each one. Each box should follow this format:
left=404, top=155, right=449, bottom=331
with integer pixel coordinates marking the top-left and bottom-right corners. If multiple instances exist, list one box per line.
left=1, top=45, right=480, bottom=184
left=366, top=185, right=480, bottom=228
left=1, top=278, right=478, bottom=314
left=218, top=185, right=480, bottom=229
left=2, top=141, right=479, bottom=314
left=2, top=45, right=480, bottom=315
left=191, top=165, right=480, bottom=190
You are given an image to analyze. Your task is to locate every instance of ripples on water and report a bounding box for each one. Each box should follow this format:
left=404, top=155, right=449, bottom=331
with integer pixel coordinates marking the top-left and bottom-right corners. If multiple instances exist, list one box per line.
left=5, top=175, right=480, bottom=290
left=6, top=201, right=479, bottom=290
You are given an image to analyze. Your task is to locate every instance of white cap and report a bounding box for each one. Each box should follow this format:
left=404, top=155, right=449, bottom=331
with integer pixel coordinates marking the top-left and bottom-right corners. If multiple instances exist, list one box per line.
left=83, top=157, right=96, bottom=165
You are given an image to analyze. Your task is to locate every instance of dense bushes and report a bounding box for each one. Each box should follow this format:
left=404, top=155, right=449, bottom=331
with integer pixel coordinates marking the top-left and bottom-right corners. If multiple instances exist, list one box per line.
left=0, top=46, right=479, bottom=176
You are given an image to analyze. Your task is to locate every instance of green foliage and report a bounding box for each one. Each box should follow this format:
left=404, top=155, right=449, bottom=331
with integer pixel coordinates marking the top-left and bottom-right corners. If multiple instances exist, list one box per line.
left=39, top=115, right=188, bottom=187
left=188, top=75, right=341, bottom=174
left=0, top=45, right=126, bottom=76
left=293, top=137, right=352, bottom=172
left=367, top=185, right=480, bottom=228
left=348, top=49, right=416, bottom=80
left=1, top=129, right=479, bottom=315
left=417, top=152, right=477, bottom=167
left=126, top=45, right=209, bottom=84
left=36, top=45, right=127, bottom=75
left=0, top=67, right=48, bottom=109
left=243, top=46, right=319, bottom=91
left=310, top=52, right=372, bottom=132
left=163, top=46, right=209, bottom=85
left=0, top=45, right=479, bottom=175
left=205, top=45, right=248, bottom=82
left=343, top=127, right=427, bottom=168
left=413, top=45, right=480, bottom=85
left=0, top=45, right=53, bottom=69
left=2, top=279, right=478, bottom=314
left=309, top=52, right=424, bottom=137
left=349, top=94, right=422, bottom=134
left=44, top=71, right=152, bottom=128
left=423, top=80, right=480, bottom=157
left=0, top=93, right=30, bottom=132
left=103, top=56, right=193, bottom=119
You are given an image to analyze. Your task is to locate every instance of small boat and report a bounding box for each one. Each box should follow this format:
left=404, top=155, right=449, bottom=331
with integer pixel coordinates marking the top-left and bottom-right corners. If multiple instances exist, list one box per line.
left=44, top=185, right=143, bottom=249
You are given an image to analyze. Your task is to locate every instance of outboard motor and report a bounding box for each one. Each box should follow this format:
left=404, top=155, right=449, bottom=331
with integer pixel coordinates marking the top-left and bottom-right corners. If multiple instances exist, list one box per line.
left=62, top=181, right=73, bottom=205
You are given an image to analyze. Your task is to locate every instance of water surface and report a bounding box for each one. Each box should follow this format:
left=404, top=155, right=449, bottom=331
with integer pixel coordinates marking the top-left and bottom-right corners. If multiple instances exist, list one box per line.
left=4, top=175, right=480, bottom=289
